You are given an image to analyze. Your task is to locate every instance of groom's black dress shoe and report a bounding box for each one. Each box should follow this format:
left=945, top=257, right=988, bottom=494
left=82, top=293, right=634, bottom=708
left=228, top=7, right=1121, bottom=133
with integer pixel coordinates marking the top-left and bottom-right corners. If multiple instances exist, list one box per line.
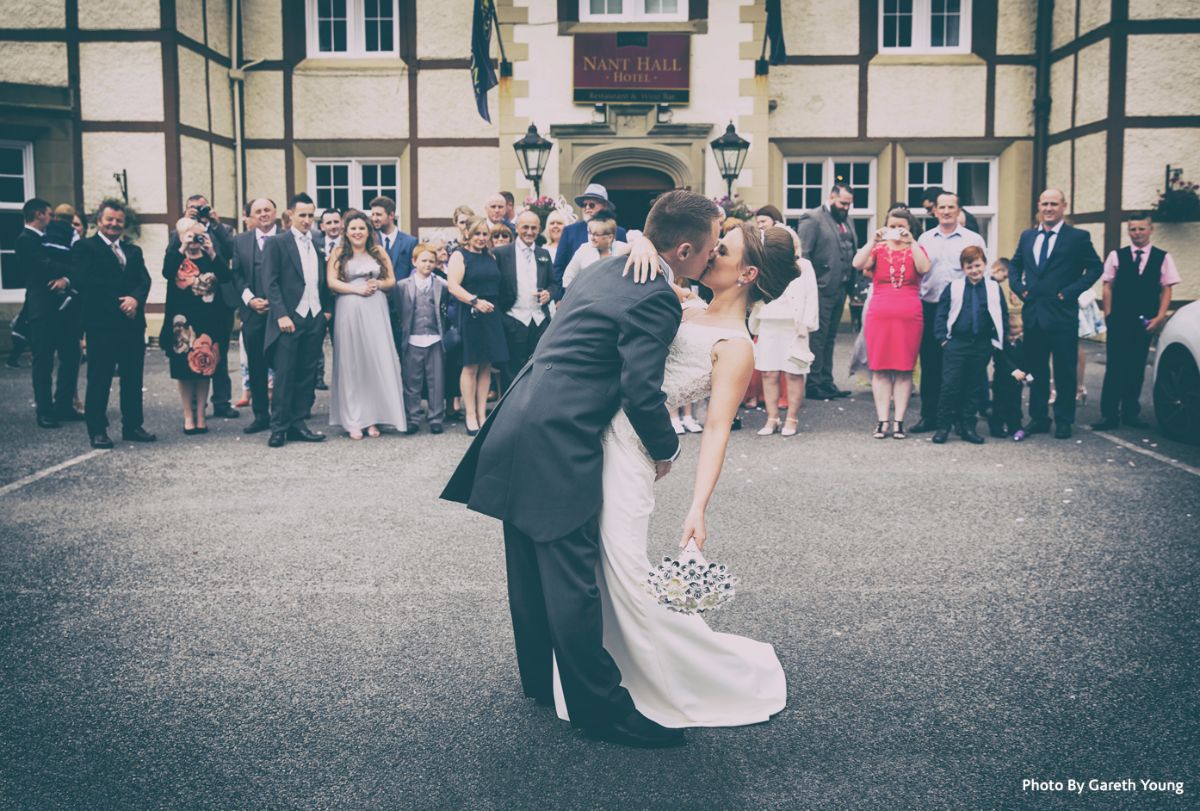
left=287, top=426, right=326, bottom=442
left=586, top=711, right=686, bottom=749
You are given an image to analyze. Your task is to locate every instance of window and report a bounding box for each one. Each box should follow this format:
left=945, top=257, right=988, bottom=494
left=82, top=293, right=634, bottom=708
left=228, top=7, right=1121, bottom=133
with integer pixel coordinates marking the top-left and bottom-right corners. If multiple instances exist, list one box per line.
left=306, top=0, right=399, bottom=58
left=579, top=0, right=687, bottom=22
left=906, top=157, right=997, bottom=250
left=308, top=158, right=400, bottom=215
left=0, top=141, right=34, bottom=303
left=783, top=158, right=876, bottom=247
left=879, top=0, right=971, bottom=54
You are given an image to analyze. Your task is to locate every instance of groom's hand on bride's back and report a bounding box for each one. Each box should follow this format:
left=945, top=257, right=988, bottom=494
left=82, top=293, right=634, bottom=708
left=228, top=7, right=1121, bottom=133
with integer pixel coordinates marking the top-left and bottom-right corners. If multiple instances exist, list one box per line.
left=654, top=460, right=672, bottom=481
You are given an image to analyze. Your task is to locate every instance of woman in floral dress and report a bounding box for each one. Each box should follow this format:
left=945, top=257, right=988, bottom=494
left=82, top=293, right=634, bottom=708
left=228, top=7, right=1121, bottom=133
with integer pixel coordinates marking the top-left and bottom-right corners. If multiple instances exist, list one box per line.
left=160, top=217, right=228, bottom=434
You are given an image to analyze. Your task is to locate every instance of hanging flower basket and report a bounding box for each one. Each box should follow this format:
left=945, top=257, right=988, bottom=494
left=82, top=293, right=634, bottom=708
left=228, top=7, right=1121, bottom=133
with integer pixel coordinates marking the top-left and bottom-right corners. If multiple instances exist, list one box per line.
left=1153, top=171, right=1200, bottom=223
left=712, top=194, right=754, bottom=221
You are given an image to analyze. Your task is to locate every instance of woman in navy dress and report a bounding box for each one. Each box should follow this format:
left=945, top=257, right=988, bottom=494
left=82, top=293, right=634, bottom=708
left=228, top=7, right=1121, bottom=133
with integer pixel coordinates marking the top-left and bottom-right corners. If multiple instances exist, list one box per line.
left=446, top=216, right=509, bottom=434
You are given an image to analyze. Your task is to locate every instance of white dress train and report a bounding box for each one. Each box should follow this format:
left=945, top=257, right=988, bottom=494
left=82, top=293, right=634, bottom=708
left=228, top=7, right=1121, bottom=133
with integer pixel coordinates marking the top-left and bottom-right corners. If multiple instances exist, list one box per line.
left=553, top=319, right=787, bottom=728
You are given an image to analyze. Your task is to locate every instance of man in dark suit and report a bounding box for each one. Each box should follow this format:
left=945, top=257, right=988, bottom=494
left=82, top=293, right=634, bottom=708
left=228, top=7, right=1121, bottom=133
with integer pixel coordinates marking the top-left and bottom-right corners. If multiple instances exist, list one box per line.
left=167, top=194, right=239, bottom=419
left=232, top=197, right=279, bottom=434
left=73, top=199, right=155, bottom=448
left=262, top=193, right=331, bottom=448
left=370, top=195, right=418, bottom=280
left=795, top=183, right=858, bottom=399
left=442, top=190, right=721, bottom=749
left=551, top=183, right=627, bottom=300
left=311, top=208, right=343, bottom=391
left=495, top=210, right=556, bottom=389
left=1008, top=189, right=1103, bottom=438
left=19, top=198, right=82, bottom=428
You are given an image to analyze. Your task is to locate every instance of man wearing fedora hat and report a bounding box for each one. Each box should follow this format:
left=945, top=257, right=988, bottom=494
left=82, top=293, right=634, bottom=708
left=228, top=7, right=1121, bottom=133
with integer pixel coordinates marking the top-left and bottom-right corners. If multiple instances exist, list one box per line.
left=552, top=183, right=627, bottom=300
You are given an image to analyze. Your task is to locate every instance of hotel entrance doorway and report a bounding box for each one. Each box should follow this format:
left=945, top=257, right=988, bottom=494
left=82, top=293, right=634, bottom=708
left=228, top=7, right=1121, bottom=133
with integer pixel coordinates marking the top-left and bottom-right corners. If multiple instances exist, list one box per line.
left=590, top=167, right=674, bottom=231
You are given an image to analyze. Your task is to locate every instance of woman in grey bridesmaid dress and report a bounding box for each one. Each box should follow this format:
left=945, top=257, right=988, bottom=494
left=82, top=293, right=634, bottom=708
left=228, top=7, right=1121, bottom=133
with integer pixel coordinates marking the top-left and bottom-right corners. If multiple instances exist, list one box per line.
left=326, top=210, right=407, bottom=438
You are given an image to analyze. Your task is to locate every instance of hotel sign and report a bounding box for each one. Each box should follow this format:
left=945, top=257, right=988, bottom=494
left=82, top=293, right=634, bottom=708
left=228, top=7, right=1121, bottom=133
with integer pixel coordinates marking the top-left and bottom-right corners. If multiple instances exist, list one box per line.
left=574, top=33, right=690, bottom=104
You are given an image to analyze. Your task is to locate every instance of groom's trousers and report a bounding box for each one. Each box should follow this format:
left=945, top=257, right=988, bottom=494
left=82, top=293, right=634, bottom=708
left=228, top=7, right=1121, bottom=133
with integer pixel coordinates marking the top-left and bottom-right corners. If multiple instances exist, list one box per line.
left=503, top=519, right=636, bottom=731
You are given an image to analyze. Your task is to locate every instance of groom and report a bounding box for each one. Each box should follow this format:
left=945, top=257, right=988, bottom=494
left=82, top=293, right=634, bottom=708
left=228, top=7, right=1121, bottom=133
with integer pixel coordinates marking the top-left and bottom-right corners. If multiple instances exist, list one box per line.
left=442, top=190, right=721, bottom=748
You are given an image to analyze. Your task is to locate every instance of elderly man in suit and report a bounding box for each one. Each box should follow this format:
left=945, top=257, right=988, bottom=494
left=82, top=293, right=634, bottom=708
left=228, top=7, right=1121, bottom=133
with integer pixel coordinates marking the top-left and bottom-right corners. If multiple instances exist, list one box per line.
left=1008, top=189, right=1103, bottom=439
left=232, top=197, right=279, bottom=434
left=495, top=210, right=556, bottom=389
left=73, top=199, right=155, bottom=449
left=551, top=183, right=627, bottom=299
left=795, top=183, right=858, bottom=399
left=262, top=193, right=332, bottom=448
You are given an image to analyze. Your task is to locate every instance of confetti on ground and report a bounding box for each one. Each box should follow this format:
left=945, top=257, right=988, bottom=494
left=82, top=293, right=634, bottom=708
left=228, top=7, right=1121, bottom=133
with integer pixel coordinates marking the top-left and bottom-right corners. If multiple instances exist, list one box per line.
left=1063, top=499, right=1071, bottom=504
left=1016, top=517, right=1026, bottom=522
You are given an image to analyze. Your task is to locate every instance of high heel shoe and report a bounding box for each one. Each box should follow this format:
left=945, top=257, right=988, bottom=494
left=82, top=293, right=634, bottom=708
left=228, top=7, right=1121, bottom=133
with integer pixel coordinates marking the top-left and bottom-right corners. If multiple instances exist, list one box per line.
left=891, top=420, right=906, bottom=439
left=756, top=418, right=780, bottom=436
left=781, top=418, right=798, bottom=437
left=873, top=421, right=889, bottom=439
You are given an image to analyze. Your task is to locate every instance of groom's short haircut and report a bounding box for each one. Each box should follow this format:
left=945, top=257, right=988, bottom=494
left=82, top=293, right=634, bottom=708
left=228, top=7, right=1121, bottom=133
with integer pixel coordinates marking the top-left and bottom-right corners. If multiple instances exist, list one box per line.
left=643, top=190, right=721, bottom=253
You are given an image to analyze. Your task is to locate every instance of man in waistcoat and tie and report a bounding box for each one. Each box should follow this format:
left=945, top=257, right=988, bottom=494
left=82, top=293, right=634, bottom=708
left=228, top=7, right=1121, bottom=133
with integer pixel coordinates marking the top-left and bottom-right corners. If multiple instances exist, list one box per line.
left=1008, top=189, right=1103, bottom=439
left=232, top=197, right=279, bottom=434
left=496, top=210, right=555, bottom=390
left=1092, top=212, right=1181, bottom=431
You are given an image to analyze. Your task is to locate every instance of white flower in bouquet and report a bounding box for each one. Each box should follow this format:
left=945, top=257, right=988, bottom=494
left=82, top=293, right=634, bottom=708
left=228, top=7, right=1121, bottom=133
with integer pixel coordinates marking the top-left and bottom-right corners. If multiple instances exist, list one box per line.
left=646, top=540, right=737, bottom=615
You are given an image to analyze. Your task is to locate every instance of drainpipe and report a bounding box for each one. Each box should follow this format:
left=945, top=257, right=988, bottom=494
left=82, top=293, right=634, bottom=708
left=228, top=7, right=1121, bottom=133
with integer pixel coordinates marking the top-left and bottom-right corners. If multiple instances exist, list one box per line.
left=1031, top=0, right=1054, bottom=213
left=230, top=0, right=263, bottom=230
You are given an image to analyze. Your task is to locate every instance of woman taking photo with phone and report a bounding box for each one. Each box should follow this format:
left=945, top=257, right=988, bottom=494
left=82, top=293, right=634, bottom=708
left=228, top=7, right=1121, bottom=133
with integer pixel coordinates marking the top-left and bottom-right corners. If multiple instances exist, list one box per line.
left=852, top=206, right=931, bottom=439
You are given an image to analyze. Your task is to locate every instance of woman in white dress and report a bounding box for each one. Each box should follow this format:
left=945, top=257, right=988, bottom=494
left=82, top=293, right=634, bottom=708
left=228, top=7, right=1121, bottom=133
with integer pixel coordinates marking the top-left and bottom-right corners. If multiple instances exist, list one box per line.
left=749, top=255, right=819, bottom=437
left=553, top=221, right=798, bottom=729
left=325, top=210, right=407, bottom=439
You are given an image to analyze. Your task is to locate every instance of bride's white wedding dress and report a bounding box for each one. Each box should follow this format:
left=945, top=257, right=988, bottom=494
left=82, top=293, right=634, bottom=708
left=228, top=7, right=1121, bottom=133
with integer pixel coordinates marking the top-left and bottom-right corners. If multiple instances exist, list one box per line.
left=553, top=317, right=787, bottom=728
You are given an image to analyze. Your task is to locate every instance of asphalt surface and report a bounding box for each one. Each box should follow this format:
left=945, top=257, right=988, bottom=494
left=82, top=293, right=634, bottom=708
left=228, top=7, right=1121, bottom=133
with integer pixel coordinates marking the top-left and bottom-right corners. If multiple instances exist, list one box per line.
left=1, top=335, right=1197, bottom=810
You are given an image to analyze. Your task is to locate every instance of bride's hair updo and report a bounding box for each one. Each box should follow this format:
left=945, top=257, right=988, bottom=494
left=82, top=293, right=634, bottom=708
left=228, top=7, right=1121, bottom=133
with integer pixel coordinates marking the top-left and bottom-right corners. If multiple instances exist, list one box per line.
left=736, top=221, right=798, bottom=303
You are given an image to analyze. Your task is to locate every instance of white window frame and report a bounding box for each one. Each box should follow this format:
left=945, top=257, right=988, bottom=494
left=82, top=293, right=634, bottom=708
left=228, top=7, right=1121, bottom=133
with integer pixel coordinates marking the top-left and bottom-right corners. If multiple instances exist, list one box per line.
left=905, top=156, right=998, bottom=253
left=782, top=157, right=877, bottom=246
left=305, top=0, right=400, bottom=59
left=0, top=140, right=35, bottom=304
left=307, top=157, right=401, bottom=218
left=879, top=0, right=972, bottom=55
left=579, top=0, right=688, bottom=23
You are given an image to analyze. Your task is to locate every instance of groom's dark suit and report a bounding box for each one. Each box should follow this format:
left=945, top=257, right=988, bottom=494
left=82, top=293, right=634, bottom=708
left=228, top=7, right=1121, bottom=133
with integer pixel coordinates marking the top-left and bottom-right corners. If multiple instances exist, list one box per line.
left=443, top=255, right=680, bottom=733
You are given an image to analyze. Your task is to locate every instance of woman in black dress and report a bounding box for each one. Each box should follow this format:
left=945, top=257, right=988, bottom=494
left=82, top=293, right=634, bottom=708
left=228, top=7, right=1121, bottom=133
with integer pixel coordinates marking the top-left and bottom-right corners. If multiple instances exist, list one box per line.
left=446, top=216, right=509, bottom=434
left=160, top=218, right=228, bottom=434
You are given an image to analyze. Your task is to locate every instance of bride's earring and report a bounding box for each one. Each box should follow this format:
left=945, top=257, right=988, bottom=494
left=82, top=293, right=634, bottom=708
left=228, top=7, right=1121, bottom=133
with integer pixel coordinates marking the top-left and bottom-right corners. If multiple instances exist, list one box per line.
left=737, top=277, right=746, bottom=287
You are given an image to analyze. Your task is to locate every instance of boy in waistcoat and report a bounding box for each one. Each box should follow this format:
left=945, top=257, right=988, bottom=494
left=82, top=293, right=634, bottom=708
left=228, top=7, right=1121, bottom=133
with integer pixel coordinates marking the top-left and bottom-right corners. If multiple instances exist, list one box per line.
left=1092, top=213, right=1180, bottom=430
left=395, top=243, right=449, bottom=434
left=933, top=246, right=1009, bottom=444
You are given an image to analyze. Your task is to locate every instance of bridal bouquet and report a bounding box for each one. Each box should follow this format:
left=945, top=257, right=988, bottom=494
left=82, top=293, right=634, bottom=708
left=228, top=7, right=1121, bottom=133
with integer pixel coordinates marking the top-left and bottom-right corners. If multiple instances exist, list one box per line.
left=646, top=539, right=737, bottom=615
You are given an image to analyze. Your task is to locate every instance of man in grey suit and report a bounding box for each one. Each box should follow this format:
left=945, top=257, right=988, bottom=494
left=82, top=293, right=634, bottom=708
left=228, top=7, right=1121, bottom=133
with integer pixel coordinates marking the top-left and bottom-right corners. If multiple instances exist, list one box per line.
left=442, top=190, right=721, bottom=749
left=795, top=184, right=858, bottom=399
left=262, top=193, right=332, bottom=448
left=231, top=197, right=278, bottom=434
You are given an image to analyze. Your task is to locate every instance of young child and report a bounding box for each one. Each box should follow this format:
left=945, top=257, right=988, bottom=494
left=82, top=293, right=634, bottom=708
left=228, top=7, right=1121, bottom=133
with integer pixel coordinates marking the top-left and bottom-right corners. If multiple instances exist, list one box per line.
left=395, top=243, right=450, bottom=434
left=749, top=255, right=819, bottom=437
left=986, top=259, right=1029, bottom=438
left=932, top=246, right=1008, bottom=445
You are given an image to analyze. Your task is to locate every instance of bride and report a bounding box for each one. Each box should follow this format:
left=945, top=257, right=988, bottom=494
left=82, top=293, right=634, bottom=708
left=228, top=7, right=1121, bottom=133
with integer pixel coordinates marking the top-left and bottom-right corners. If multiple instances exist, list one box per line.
left=552, top=221, right=797, bottom=728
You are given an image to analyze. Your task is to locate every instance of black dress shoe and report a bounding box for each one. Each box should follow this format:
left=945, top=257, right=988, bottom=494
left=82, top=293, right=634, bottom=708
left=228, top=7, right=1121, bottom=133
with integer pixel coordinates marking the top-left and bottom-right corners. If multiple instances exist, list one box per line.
left=90, top=433, right=114, bottom=449
left=314, top=380, right=329, bottom=391
left=4, top=357, right=20, bottom=368
left=959, top=427, right=986, bottom=445
left=1054, top=423, right=1073, bottom=439
left=37, top=416, right=61, bottom=429
left=988, top=422, right=1009, bottom=438
left=405, top=424, right=420, bottom=435
left=55, top=409, right=86, bottom=422
left=286, top=427, right=326, bottom=442
left=831, top=388, right=852, bottom=399
left=1091, top=418, right=1120, bottom=431
left=243, top=417, right=270, bottom=434
left=430, top=423, right=444, bottom=435
left=122, top=427, right=157, bottom=442
left=1123, top=416, right=1151, bottom=429
left=268, top=431, right=287, bottom=448
left=586, top=711, right=685, bottom=749
left=1023, top=420, right=1052, bottom=435
left=908, top=419, right=934, bottom=434
left=212, top=405, right=240, bottom=419
left=932, top=428, right=951, bottom=444
left=730, top=416, right=742, bottom=431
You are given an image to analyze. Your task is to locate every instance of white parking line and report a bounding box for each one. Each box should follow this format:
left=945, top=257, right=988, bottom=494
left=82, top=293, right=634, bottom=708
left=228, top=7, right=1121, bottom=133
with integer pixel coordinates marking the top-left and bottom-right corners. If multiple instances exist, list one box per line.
left=1088, top=429, right=1200, bottom=477
left=0, top=449, right=108, bottom=498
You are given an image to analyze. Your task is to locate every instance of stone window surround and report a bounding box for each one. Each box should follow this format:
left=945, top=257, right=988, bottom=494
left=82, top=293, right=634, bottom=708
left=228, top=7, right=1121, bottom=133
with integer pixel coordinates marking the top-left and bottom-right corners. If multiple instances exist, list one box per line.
left=0, top=140, right=35, bottom=304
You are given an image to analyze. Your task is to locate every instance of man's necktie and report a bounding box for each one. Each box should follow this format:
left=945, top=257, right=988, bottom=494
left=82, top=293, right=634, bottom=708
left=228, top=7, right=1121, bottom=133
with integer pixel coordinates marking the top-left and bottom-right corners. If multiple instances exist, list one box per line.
left=384, top=235, right=391, bottom=252
left=111, top=241, right=125, bottom=268
left=1037, top=228, right=1053, bottom=267
left=1134, top=249, right=1144, bottom=268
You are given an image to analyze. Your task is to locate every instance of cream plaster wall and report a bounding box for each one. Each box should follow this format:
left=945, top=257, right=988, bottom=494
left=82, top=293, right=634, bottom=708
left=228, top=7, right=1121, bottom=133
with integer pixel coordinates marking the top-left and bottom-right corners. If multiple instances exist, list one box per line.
left=997, top=0, right=1037, bottom=54
left=82, top=132, right=167, bottom=213
left=769, top=65, right=859, bottom=139
left=293, top=69, right=409, bottom=139
left=1046, top=141, right=1072, bottom=198
left=1052, top=0, right=1077, bottom=51
left=209, top=60, right=234, bottom=138
left=1078, top=0, right=1111, bottom=36
left=995, top=65, right=1036, bottom=138
left=781, top=0, right=859, bottom=56
left=512, top=4, right=586, bottom=126
left=176, top=0, right=205, bottom=42
left=997, top=140, right=1034, bottom=255
left=78, top=0, right=159, bottom=29
left=180, top=135, right=212, bottom=207
left=1075, top=223, right=1105, bottom=295
left=1130, top=0, right=1200, bottom=19
left=207, top=0, right=231, bottom=57
left=1049, top=56, right=1073, bottom=134
left=177, top=47, right=210, bottom=131
left=211, top=146, right=237, bottom=217
left=1075, top=40, right=1109, bottom=128
left=674, top=0, right=753, bottom=128
left=1072, top=131, right=1107, bottom=214
left=139, top=224, right=171, bottom=304
left=867, top=64, right=985, bottom=137
left=417, top=70, right=499, bottom=138
left=1152, top=223, right=1199, bottom=300
left=244, top=149, right=287, bottom=214
left=80, top=42, right=163, bottom=121
left=417, top=0, right=476, bottom=60
left=6, top=0, right=66, bottom=28
left=0, top=42, right=68, bottom=87
left=1126, top=35, right=1200, bottom=118
left=242, top=0, right=283, bottom=61
left=244, top=71, right=284, bottom=139
left=1122, top=127, right=1200, bottom=210
left=418, top=147, right=500, bottom=222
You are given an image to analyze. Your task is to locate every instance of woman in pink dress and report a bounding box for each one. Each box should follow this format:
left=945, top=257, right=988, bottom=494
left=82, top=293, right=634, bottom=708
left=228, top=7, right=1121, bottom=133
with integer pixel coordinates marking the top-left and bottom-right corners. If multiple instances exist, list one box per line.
left=852, top=207, right=930, bottom=439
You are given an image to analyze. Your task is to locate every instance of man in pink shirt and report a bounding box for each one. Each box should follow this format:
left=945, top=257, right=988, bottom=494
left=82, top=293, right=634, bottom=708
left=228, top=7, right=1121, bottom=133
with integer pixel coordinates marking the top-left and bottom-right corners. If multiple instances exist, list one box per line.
left=1092, top=212, right=1181, bottom=430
